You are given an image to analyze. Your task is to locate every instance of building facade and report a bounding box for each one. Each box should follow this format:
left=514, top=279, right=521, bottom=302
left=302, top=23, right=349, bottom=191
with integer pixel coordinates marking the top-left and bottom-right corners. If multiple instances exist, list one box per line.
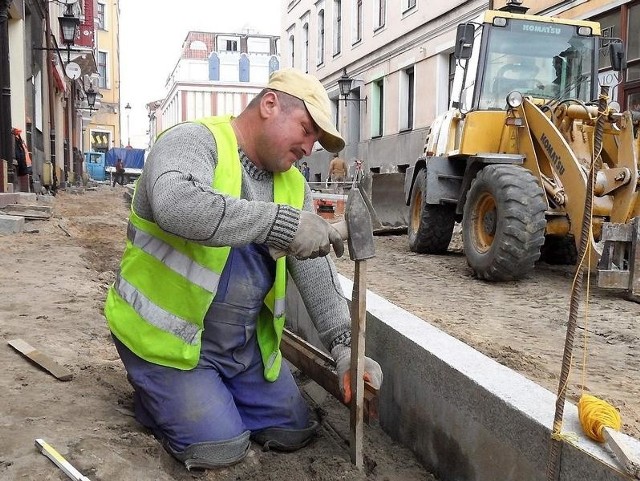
left=282, top=0, right=640, bottom=179
left=147, top=30, right=280, bottom=146
left=84, top=0, right=121, bottom=154
left=0, top=0, right=120, bottom=193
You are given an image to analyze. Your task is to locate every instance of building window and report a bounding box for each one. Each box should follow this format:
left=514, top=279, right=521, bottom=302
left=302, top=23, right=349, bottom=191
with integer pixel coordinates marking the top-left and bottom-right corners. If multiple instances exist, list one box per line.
left=303, top=22, right=309, bottom=73
left=289, top=34, right=295, bottom=67
left=627, top=3, right=640, bottom=82
left=403, top=0, right=416, bottom=13
left=247, top=37, right=270, bottom=54
left=90, top=130, right=110, bottom=152
left=269, top=56, right=280, bottom=75
left=96, top=1, right=105, bottom=30
left=333, top=0, right=341, bottom=56
left=317, top=9, right=325, bottom=65
left=217, top=35, right=239, bottom=52
left=354, top=0, right=362, bottom=44
left=372, top=78, right=384, bottom=137
left=374, top=0, right=386, bottom=30
left=593, top=10, right=621, bottom=71
left=209, top=53, right=220, bottom=81
left=239, top=54, right=250, bottom=82
left=189, top=40, right=207, bottom=51
left=97, top=51, right=107, bottom=89
left=400, top=67, right=414, bottom=131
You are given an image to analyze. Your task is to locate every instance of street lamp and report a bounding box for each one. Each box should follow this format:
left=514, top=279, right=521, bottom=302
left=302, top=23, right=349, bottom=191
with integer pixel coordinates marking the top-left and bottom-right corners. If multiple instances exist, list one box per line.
left=85, top=86, right=97, bottom=113
left=337, top=68, right=367, bottom=107
left=58, top=4, right=80, bottom=61
left=125, top=102, right=131, bottom=147
left=58, top=7, right=80, bottom=45
left=32, top=2, right=81, bottom=65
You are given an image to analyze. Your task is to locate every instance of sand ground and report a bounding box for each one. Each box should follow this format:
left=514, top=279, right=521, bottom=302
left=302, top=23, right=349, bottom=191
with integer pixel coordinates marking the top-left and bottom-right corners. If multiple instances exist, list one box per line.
left=0, top=186, right=430, bottom=481
left=1, top=185, right=638, bottom=480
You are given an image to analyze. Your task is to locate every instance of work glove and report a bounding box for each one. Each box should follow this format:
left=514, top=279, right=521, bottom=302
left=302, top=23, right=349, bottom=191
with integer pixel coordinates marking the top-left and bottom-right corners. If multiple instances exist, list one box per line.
left=331, top=344, right=383, bottom=404
left=286, top=211, right=345, bottom=260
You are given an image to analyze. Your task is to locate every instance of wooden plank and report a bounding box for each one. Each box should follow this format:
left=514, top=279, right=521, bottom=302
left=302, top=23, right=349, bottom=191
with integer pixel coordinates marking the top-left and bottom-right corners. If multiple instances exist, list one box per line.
left=35, top=439, right=91, bottom=481
left=603, top=427, right=640, bottom=479
left=281, top=330, right=377, bottom=416
left=8, top=339, right=73, bottom=381
left=350, top=260, right=367, bottom=470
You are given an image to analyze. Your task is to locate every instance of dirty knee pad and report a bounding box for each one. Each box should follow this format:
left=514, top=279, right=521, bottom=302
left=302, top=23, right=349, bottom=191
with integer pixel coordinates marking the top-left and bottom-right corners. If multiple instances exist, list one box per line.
left=251, top=420, right=319, bottom=452
left=165, top=430, right=251, bottom=470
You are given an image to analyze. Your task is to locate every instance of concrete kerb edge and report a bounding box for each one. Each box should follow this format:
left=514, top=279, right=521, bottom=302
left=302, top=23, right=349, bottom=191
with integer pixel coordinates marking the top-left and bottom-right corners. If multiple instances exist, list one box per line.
left=0, top=213, right=25, bottom=234
left=289, top=274, right=640, bottom=481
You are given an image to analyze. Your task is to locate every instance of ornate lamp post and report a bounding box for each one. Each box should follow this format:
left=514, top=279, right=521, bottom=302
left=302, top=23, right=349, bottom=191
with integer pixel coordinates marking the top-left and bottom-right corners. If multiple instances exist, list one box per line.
left=337, top=68, right=367, bottom=107
left=125, top=103, right=131, bottom=147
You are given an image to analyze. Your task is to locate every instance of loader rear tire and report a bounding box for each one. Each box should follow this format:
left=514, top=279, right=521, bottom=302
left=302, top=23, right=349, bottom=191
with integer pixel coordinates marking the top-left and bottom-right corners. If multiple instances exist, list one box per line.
left=463, top=164, right=546, bottom=281
left=408, top=168, right=456, bottom=254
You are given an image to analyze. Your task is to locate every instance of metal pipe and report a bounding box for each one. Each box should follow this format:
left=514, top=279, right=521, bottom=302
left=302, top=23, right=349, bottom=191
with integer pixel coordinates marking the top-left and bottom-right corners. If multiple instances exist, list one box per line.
left=546, top=84, right=609, bottom=481
left=0, top=0, right=13, bottom=192
left=44, top=3, right=58, bottom=191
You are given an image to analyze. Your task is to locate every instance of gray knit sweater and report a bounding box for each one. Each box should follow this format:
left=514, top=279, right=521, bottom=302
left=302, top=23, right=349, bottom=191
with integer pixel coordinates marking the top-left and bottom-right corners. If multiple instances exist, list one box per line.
left=132, top=122, right=351, bottom=353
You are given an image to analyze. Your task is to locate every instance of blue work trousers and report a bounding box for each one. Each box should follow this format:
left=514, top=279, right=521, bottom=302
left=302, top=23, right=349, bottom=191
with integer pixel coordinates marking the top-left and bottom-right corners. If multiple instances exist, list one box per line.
left=113, top=244, right=310, bottom=453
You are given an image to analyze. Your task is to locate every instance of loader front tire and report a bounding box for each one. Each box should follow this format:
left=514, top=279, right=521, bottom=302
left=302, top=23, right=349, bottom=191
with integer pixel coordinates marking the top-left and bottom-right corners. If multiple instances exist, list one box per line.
left=408, top=168, right=456, bottom=254
left=463, top=164, right=546, bottom=281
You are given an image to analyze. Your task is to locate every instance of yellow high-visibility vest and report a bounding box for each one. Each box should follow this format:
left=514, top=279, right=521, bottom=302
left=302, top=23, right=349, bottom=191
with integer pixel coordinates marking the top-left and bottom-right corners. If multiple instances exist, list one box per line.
left=105, top=115, right=305, bottom=380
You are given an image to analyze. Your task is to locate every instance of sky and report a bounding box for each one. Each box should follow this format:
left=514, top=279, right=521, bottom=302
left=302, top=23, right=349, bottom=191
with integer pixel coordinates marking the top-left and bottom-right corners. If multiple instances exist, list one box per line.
left=118, top=0, right=281, bottom=149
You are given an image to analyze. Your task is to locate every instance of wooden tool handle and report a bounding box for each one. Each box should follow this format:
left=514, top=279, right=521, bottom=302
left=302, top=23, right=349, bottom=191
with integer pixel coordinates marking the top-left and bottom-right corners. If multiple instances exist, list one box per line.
left=350, top=260, right=367, bottom=470
left=603, top=427, right=640, bottom=479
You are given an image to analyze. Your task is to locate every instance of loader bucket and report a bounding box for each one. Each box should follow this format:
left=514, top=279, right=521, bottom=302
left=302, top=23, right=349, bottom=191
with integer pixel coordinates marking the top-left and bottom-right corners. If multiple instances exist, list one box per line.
left=360, top=172, right=409, bottom=234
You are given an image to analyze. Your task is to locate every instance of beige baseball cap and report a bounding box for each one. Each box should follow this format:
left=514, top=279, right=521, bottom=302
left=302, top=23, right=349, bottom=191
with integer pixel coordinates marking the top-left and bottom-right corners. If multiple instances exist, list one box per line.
left=267, top=68, right=345, bottom=153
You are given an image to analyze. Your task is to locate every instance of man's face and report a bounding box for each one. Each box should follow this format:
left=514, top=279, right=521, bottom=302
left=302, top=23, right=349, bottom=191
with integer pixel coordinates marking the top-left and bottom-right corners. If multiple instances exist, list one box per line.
left=256, top=93, right=320, bottom=173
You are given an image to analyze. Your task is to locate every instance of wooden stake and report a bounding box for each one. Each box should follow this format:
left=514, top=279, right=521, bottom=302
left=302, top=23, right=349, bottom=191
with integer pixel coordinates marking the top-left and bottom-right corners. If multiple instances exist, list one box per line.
left=350, top=260, right=367, bottom=470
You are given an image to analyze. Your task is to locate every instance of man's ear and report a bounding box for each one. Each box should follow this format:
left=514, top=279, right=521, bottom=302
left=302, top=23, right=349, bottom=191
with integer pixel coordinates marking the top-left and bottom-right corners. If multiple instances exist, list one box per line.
left=260, top=91, right=279, bottom=119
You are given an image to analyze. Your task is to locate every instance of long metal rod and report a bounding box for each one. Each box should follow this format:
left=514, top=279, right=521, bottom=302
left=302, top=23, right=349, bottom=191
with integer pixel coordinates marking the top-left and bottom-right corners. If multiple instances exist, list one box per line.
left=546, top=86, right=608, bottom=480
left=45, top=10, right=58, bottom=191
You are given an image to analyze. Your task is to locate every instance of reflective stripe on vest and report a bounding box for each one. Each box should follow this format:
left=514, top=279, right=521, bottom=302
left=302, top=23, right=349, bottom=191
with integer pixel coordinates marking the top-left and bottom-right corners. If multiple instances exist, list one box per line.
left=126, top=223, right=221, bottom=292
left=115, top=274, right=200, bottom=344
left=105, top=115, right=305, bottom=376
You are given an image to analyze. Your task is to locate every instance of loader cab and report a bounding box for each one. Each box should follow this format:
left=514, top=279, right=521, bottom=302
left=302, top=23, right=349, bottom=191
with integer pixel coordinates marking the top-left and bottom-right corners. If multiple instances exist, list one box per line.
left=452, top=13, right=600, bottom=112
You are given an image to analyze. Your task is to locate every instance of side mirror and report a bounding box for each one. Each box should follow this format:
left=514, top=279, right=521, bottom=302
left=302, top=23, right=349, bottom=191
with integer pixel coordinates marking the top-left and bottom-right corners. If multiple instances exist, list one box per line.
left=455, top=23, right=476, bottom=60
left=609, top=41, right=627, bottom=72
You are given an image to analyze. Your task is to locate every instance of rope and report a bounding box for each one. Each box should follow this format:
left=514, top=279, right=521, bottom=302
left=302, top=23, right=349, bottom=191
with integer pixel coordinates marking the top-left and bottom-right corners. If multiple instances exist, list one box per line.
left=573, top=103, right=623, bottom=445
left=578, top=394, right=622, bottom=443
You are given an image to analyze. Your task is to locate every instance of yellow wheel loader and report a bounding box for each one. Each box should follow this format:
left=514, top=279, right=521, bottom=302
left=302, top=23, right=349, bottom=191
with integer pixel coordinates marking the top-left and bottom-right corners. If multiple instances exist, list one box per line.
left=404, top=1, right=640, bottom=299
